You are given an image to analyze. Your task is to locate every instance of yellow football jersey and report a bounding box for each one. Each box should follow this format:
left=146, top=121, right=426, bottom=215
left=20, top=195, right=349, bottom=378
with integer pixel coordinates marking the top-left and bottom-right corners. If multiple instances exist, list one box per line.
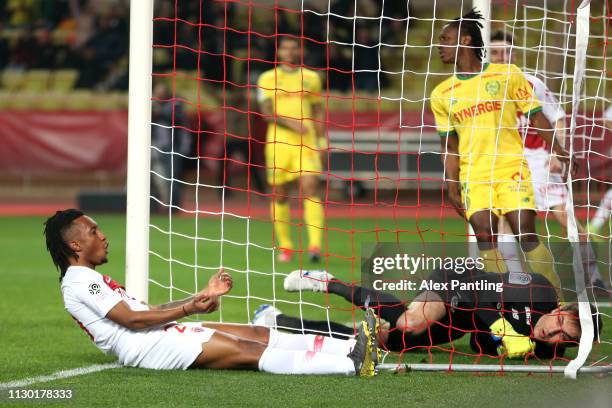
left=257, top=67, right=322, bottom=144
left=430, top=63, right=542, bottom=181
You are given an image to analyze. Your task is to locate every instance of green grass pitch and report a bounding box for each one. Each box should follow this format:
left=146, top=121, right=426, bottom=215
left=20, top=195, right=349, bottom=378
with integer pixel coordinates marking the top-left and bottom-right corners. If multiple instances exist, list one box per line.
left=0, top=215, right=610, bottom=407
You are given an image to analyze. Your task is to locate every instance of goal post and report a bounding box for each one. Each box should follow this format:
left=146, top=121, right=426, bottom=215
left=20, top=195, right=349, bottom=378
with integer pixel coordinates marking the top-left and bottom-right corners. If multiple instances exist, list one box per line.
left=564, top=0, right=594, bottom=380
left=125, top=0, right=154, bottom=302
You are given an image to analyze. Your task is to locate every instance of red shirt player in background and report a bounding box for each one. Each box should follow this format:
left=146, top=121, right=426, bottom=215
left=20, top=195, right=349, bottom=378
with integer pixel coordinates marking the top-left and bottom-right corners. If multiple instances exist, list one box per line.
left=489, top=31, right=609, bottom=294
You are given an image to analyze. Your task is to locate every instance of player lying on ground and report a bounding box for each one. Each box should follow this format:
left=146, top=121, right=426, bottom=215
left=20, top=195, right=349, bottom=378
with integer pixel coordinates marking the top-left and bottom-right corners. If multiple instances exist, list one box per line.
left=44, top=209, right=378, bottom=376
left=253, top=270, right=602, bottom=360
left=488, top=30, right=609, bottom=294
left=430, top=9, right=577, bottom=297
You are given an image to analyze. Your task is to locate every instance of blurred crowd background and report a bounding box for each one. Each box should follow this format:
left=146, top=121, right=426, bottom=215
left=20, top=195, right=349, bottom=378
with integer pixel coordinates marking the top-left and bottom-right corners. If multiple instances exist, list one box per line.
left=0, top=0, right=415, bottom=100
left=0, top=0, right=608, bottom=109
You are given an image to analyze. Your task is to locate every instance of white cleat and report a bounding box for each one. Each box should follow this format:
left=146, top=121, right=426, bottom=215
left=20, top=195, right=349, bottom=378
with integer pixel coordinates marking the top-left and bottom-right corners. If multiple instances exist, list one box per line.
left=283, top=270, right=335, bottom=293
left=251, top=304, right=282, bottom=327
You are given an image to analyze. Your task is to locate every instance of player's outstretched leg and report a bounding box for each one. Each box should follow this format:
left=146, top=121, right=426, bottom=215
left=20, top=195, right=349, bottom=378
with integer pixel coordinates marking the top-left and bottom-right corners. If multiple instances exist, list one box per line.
left=191, top=322, right=373, bottom=376
left=284, top=269, right=409, bottom=325
left=251, top=303, right=355, bottom=339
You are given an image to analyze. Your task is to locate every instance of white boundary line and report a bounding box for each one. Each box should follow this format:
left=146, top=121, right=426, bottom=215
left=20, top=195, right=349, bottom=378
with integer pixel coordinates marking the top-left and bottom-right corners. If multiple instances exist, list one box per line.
left=0, top=363, right=120, bottom=390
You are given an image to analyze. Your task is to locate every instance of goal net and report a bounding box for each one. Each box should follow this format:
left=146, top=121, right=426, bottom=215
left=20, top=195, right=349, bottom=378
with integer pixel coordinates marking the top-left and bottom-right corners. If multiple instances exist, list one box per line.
left=128, top=0, right=611, bottom=376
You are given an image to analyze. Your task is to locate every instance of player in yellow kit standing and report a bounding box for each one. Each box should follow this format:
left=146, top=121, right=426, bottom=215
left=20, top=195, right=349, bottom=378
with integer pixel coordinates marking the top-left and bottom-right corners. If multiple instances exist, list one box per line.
left=430, top=9, right=574, bottom=297
left=257, top=36, right=326, bottom=263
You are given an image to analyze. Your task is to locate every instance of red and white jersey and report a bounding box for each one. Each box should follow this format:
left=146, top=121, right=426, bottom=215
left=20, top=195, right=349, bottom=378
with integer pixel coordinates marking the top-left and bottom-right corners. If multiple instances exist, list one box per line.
left=61, top=266, right=173, bottom=365
left=518, top=73, right=566, bottom=150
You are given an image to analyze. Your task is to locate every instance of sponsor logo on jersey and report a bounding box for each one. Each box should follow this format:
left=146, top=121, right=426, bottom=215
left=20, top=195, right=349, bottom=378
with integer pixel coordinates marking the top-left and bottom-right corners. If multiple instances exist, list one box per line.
left=512, top=308, right=519, bottom=320
left=525, top=306, right=532, bottom=326
left=485, top=80, right=500, bottom=96
left=453, top=101, right=502, bottom=123
left=88, top=283, right=101, bottom=295
left=515, top=86, right=534, bottom=101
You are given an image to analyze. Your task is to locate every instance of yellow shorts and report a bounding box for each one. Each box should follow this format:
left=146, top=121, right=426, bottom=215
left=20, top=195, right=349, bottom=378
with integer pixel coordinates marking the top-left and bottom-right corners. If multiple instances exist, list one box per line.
left=265, top=139, right=322, bottom=185
left=461, top=167, right=536, bottom=220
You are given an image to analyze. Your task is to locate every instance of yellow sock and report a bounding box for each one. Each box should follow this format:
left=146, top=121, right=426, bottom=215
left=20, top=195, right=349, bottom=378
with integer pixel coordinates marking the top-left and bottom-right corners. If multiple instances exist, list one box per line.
left=480, top=248, right=509, bottom=273
left=271, top=201, right=292, bottom=249
left=525, top=241, right=563, bottom=300
left=304, top=197, right=324, bottom=249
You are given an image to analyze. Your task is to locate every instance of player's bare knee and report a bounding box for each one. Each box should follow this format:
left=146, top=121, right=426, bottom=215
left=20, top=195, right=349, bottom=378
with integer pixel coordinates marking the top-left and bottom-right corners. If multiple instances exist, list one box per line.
left=233, top=338, right=267, bottom=367
left=250, top=325, right=270, bottom=344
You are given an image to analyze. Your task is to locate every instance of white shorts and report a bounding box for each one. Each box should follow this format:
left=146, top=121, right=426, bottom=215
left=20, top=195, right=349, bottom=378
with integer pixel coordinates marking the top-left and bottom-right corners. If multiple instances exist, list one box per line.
left=524, top=148, right=567, bottom=211
left=136, top=323, right=216, bottom=370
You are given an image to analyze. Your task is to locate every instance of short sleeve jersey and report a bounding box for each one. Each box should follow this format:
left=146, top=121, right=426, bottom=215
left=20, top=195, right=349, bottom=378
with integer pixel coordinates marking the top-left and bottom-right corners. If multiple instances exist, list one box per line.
left=430, top=63, right=542, bottom=180
left=257, top=67, right=322, bottom=143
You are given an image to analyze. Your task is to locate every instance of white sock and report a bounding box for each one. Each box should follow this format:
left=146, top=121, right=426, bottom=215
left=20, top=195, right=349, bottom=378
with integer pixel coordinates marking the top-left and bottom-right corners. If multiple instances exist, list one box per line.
left=579, top=242, right=604, bottom=284
left=497, top=233, right=526, bottom=273
left=258, top=346, right=355, bottom=375
left=468, top=225, right=479, bottom=260
left=268, top=329, right=355, bottom=356
left=591, top=189, right=612, bottom=230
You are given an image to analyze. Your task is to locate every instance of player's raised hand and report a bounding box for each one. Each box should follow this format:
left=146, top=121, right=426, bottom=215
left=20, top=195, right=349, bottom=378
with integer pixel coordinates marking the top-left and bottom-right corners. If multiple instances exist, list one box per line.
left=206, top=268, right=233, bottom=297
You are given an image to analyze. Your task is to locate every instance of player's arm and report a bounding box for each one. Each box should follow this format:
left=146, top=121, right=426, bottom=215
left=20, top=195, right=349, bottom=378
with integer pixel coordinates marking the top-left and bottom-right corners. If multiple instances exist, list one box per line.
left=312, top=102, right=325, bottom=140
left=510, top=66, right=574, bottom=174
left=529, top=111, right=575, bottom=175
left=149, top=268, right=233, bottom=311
left=259, top=98, right=308, bottom=135
left=310, top=73, right=325, bottom=140
left=430, top=90, right=463, bottom=218
left=546, top=118, right=567, bottom=173
left=147, top=296, right=195, bottom=311
left=106, top=297, right=216, bottom=330
left=440, top=133, right=463, bottom=217
left=109, top=269, right=233, bottom=330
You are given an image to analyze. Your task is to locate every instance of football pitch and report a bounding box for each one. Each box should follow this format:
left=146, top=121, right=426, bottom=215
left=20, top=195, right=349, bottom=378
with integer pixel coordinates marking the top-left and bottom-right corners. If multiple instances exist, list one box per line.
left=0, top=214, right=610, bottom=407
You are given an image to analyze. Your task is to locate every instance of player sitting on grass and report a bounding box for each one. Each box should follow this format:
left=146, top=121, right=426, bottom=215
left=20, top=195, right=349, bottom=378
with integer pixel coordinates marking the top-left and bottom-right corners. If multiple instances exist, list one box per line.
left=253, top=270, right=602, bottom=360
left=431, top=9, right=576, bottom=297
left=44, top=209, right=378, bottom=376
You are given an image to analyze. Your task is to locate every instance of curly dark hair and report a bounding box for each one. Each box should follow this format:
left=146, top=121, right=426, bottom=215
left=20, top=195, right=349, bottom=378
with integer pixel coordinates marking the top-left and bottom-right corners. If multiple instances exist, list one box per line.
left=448, top=8, right=485, bottom=61
left=44, top=209, right=83, bottom=281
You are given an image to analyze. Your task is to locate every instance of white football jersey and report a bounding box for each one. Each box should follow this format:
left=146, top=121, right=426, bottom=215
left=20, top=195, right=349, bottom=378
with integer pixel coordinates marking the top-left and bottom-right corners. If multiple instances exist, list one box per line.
left=61, top=266, right=174, bottom=366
